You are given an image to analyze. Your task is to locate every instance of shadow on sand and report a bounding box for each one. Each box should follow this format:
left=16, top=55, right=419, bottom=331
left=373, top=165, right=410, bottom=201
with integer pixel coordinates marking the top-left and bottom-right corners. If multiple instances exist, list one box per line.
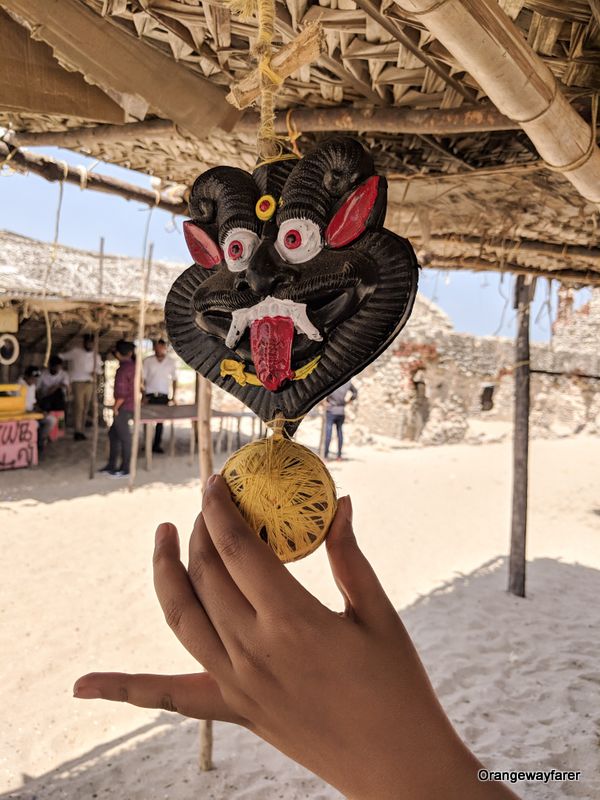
left=3, top=557, right=598, bottom=799
left=0, top=428, right=242, bottom=506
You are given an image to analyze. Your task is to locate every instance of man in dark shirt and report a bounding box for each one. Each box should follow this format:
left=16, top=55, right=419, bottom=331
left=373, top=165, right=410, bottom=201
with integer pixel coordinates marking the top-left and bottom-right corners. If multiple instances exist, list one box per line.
left=100, top=340, right=135, bottom=478
left=324, top=380, right=358, bottom=460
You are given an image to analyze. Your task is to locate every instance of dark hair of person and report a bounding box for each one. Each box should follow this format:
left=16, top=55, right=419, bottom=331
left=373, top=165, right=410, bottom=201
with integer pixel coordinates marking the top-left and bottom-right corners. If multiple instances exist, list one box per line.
left=49, top=355, right=63, bottom=369
left=115, top=340, right=135, bottom=357
left=24, top=366, right=41, bottom=378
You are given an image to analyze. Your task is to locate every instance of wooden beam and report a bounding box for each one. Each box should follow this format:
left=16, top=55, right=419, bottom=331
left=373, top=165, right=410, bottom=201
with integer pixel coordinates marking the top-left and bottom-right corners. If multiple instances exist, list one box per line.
left=0, top=8, right=124, bottom=122
left=393, top=0, right=600, bottom=206
left=0, top=141, right=187, bottom=215
left=427, top=234, right=600, bottom=264
left=236, top=102, right=516, bottom=135
left=13, top=119, right=176, bottom=148
left=14, top=103, right=517, bottom=146
left=424, top=256, right=600, bottom=287
left=508, top=274, right=532, bottom=598
left=0, top=0, right=239, bottom=138
left=227, top=23, right=324, bottom=110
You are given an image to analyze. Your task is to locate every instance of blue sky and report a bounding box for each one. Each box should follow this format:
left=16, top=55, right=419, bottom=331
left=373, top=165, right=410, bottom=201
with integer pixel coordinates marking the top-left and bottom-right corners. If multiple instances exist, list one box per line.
left=0, top=146, right=587, bottom=343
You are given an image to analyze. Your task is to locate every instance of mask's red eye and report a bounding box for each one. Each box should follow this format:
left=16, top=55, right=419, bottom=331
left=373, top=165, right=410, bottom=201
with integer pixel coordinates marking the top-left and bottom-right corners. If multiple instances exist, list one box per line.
left=284, top=230, right=302, bottom=249
left=228, top=240, right=244, bottom=260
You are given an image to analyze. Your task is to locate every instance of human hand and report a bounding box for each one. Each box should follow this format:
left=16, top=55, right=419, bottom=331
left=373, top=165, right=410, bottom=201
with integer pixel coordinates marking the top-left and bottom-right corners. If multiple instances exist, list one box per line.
left=74, top=476, right=518, bottom=800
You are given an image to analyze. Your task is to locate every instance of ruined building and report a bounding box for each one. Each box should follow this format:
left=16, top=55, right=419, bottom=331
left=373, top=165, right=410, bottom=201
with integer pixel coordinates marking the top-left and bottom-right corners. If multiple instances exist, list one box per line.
left=351, top=290, right=600, bottom=446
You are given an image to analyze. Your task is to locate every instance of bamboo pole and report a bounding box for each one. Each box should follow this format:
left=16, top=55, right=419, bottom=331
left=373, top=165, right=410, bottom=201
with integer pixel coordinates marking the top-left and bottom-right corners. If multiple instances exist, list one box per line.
left=425, top=234, right=600, bottom=265
left=13, top=119, right=176, bottom=148
left=128, top=243, right=153, bottom=493
left=227, top=23, right=324, bottom=110
left=197, top=374, right=215, bottom=771
left=508, top=275, right=533, bottom=598
left=0, top=141, right=187, bottom=215
left=393, top=0, right=600, bottom=206
left=10, top=103, right=517, bottom=146
left=236, top=102, right=516, bottom=136
left=424, top=257, right=600, bottom=288
left=89, top=243, right=104, bottom=480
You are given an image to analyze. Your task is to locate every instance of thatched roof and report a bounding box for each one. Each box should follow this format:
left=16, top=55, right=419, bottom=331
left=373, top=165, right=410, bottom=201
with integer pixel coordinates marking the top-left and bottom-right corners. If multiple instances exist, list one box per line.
left=1, top=1, right=599, bottom=283
left=0, top=230, right=182, bottom=307
left=0, top=230, right=184, bottom=355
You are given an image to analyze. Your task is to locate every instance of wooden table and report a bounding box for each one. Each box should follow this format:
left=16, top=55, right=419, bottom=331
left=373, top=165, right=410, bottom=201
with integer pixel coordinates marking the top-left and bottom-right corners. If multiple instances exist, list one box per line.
left=0, top=412, right=44, bottom=470
left=139, top=404, right=258, bottom=470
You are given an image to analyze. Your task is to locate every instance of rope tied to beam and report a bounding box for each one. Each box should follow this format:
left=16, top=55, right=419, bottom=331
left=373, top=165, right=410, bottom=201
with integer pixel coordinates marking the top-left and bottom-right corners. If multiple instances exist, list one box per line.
left=41, top=180, right=66, bottom=367
left=226, top=0, right=287, bottom=161
left=544, top=93, right=598, bottom=175
left=285, top=109, right=303, bottom=157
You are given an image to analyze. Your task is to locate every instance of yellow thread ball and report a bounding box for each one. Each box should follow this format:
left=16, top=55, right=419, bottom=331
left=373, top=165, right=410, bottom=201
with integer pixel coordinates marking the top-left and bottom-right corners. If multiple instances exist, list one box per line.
left=221, top=437, right=337, bottom=563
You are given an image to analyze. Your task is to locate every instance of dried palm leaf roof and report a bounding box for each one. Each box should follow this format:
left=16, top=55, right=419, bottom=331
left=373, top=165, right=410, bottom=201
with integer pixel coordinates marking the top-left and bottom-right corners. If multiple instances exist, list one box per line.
left=1, top=0, right=599, bottom=280
left=0, top=230, right=180, bottom=354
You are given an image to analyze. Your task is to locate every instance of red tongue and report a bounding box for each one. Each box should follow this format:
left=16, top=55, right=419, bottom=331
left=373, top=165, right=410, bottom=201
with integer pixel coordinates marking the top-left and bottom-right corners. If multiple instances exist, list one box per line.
left=250, top=316, right=295, bottom=391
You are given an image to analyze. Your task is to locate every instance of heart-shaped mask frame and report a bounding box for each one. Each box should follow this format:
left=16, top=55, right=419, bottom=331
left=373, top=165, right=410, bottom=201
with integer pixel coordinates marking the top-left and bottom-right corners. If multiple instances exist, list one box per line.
left=165, top=137, right=419, bottom=436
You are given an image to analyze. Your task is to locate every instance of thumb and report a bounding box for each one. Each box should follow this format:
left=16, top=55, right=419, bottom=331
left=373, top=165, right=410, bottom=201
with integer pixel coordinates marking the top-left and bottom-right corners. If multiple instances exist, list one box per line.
left=326, top=496, right=398, bottom=630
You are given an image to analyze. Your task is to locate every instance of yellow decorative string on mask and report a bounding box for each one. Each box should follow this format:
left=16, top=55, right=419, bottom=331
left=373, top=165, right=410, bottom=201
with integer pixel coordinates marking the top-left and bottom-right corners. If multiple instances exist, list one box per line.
left=220, top=355, right=320, bottom=387
left=221, top=415, right=338, bottom=562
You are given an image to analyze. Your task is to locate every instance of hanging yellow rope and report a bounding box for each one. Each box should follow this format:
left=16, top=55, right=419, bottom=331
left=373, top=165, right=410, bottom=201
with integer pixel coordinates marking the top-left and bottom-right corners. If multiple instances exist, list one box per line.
left=225, top=0, right=286, bottom=160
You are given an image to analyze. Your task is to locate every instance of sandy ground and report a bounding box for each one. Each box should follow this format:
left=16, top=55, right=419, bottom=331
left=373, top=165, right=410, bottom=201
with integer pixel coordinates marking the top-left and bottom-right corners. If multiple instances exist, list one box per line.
left=0, top=421, right=599, bottom=800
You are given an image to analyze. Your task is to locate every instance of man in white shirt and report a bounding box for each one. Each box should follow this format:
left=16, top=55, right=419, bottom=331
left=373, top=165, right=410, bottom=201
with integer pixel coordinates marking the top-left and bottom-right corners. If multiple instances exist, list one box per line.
left=59, top=334, right=102, bottom=441
left=37, top=355, right=70, bottom=412
left=18, top=366, right=56, bottom=451
left=142, top=339, right=178, bottom=454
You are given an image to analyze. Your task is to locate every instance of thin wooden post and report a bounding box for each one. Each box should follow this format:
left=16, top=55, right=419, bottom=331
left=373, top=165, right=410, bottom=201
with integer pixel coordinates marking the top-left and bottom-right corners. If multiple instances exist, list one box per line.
left=197, top=373, right=215, bottom=770
left=508, top=275, right=533, bottom=597
left=88, top=321, right=100, bottom=479
left=319, top=404, right=327, bottom=458
left=128, top=243, right=153, bottom=492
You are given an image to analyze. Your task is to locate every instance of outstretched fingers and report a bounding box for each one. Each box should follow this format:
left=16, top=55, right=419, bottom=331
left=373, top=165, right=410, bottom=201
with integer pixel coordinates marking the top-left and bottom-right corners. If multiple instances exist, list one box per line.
left=152, top=522, right=231, bottom=674
left=73, top=671, right=244, bottom=723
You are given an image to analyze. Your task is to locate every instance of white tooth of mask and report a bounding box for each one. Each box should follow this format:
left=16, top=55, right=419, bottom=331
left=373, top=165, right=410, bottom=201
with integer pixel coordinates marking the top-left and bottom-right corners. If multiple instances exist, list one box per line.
left=294, top=304, right=323, bottom=341
left=224, top=296, right=322, bottom=349
left=225, top=308, right=250, bottom=348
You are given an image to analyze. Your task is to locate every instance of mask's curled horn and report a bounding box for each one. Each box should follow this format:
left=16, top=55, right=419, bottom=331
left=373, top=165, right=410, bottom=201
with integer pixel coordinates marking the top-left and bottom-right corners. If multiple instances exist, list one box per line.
left=188, top=166, right=260, bottom=241
left=278, top=137, right=375, bottom=228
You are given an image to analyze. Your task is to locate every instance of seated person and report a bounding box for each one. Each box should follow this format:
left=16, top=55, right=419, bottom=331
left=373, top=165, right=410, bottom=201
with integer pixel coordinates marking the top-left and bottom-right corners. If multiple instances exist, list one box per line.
left=18, top=366, right=56, bottom=453
left=37, top=356, right=69, bottom=412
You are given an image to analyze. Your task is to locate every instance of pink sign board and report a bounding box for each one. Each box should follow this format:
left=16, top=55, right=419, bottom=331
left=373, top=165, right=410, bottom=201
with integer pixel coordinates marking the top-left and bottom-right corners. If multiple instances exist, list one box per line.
left=0, top=418, right=38, bottom=470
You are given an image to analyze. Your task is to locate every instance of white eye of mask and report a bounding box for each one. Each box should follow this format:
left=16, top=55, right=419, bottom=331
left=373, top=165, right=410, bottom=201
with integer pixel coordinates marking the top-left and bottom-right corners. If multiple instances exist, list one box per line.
left=275, top=218, right=323, bottom=264
left=222, top=228, right=259, bottom=272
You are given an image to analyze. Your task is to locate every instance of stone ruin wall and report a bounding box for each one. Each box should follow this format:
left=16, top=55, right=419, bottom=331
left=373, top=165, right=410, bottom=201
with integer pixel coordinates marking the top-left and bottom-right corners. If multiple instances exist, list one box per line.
left=350, top=292, right=600, bottom=446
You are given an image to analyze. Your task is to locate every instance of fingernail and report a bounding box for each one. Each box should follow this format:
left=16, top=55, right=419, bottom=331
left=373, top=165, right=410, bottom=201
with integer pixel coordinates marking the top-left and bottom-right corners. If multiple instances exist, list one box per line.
left=206, top=473, right=219, bottom=488
left=155, top=523, right=172, bottom=547
left=74, top=686, right=101, bottom=699
left=340, top=495, right=353, bottom=523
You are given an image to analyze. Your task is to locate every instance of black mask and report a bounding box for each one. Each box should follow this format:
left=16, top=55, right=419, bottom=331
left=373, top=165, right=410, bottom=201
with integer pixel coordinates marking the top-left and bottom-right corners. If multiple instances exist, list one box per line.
left=166, top=137, right=419, bottom=435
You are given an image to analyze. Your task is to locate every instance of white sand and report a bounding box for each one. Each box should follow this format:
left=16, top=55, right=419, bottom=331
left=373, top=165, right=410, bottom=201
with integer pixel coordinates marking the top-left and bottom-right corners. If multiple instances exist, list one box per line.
left=1, top=427, right=599, bottom=799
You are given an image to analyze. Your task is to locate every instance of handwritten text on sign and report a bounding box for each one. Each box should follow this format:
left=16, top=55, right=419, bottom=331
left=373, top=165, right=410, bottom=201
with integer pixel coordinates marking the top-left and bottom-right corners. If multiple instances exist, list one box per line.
left=0, top=419, right=38, bottom=470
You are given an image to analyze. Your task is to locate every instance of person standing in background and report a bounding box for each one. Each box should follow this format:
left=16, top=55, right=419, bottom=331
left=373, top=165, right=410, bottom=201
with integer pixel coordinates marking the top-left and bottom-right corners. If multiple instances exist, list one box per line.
left=324, top=380, right=357, bottom=461
left=142, top=339, right=177, bottom=455
left=18, top=366, right=56, bottom=452
left=100, top=340, right=135, bottom=478
left=59, top=334, right=101, bottom=441
left=37, top=355, right=69, bottom=412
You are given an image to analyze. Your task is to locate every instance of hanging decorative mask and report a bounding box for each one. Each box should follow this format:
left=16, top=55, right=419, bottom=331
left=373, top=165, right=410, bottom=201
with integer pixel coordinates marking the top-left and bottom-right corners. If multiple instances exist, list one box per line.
left=165, top=137, right=419, bottom=435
